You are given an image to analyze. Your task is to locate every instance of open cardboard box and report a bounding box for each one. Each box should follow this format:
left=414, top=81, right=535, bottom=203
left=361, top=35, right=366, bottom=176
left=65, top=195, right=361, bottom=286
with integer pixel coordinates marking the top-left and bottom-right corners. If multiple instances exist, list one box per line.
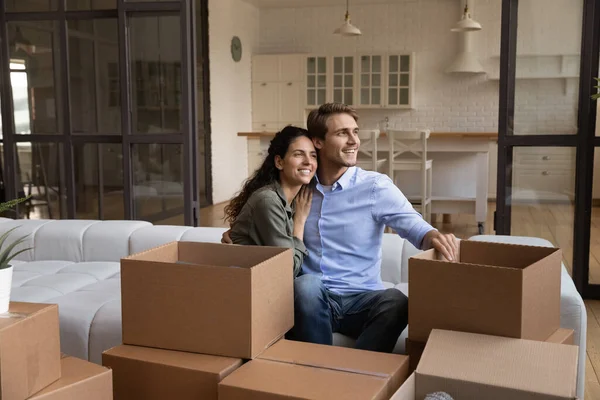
left=218, top=339, right=410, bottom=399
left=408, top=240, right=562, bottom=343
left=121, top=241, right=294, bottom=359
left=391, top=329, right=578, bottom=400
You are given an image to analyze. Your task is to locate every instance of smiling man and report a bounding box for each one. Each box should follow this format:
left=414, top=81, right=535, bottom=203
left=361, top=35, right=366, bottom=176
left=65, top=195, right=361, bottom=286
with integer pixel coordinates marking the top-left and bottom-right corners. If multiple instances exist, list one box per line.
left=287, top=102, right=458, bottom=353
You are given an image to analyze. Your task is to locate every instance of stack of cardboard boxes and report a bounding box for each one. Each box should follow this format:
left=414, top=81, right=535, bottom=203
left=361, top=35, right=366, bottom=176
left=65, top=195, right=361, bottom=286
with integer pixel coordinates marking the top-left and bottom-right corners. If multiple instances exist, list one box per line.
left=103, top=241, right=410, bottom=399
left=103, top=239, right=579, bottom=399
left=394, top=239, right=579, bottom=399
left=1, top=302, right=112, bottom=400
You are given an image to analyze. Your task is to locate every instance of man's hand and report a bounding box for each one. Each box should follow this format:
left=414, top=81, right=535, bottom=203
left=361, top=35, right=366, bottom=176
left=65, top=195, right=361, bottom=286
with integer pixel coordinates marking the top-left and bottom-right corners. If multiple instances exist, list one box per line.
left=422, top=230, right=459, bottom=261
left=221, top=229, right=233, bottom=244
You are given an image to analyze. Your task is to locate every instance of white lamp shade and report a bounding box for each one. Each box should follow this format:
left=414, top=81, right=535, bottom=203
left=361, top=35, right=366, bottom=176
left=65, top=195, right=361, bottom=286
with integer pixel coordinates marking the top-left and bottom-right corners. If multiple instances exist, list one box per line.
left=334, top=20, right=362, bottom=36
left=451, top=13, right=482, bottom=32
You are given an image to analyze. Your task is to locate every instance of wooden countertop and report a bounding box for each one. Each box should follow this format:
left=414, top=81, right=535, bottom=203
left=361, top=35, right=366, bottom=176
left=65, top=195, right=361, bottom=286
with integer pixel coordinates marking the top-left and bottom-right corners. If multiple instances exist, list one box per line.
left=238, top=131, right=498, bottom=139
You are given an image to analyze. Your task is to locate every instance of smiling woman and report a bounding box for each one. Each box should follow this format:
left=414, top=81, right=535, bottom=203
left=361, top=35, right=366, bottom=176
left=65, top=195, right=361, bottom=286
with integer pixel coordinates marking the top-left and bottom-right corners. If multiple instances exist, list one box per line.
left=225, top=125, right=317, bottom=277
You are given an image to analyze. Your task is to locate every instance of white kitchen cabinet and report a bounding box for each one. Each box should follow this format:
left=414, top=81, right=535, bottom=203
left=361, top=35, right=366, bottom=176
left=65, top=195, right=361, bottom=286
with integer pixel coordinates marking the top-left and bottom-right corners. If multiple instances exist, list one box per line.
left=251, top=81, right=279, bottom=124
left=332, top=56, right=355, bottom=106
left=306, top=56, right=328, bottom=107
left=252, top=54, right=305, bottom=133
left=387, top=54, right=414, bottom=108
left=358, top=54, right=384, bottom=108
left=354, top=53, right=415, bottom=109
left=512, top=147, right=575, bottom=202
left=279, top=81, right=304, bottom=125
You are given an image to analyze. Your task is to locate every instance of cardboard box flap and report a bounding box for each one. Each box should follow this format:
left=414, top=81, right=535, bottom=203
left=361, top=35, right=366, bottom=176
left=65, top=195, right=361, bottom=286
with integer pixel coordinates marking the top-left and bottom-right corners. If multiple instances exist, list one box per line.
left=30, top=356, right=111, bottom=398
left=219, top=359, right=389, bottom=399
left=418, top=330, right=578, bottom=398
left=546, top=328, right=575, bottom=345
left=178, top=242, right=292, bottom=269
left=459, top=240, right=559, bottom=269
left=389, top=373, right=415, bottom=400
left=411, top=241, right=559, bottom=271
left=258, top=339, right=407, bottom=378
left=123, top=241, right=293, bottom=269
left=103, top=345, right=242, bottom=375
left=0, top=302, right=58, bottom=331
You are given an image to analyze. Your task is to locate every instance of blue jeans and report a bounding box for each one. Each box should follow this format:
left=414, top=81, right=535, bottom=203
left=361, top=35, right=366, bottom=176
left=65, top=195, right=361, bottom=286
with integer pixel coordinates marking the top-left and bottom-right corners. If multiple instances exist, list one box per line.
left=286, top=274, right=408, bottom=353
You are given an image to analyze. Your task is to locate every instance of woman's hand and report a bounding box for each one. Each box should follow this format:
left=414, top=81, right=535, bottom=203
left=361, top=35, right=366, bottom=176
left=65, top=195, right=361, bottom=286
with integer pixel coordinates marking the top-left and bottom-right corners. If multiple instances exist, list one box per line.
left=294, top=185, right=313, bottom=224
left=293, top=186, right=312, bottom=240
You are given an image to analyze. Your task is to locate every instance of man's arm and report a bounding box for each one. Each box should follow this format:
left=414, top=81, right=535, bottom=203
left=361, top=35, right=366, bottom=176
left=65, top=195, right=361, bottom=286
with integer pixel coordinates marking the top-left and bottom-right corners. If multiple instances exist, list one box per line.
left=371, top=175, right=458, bottom=261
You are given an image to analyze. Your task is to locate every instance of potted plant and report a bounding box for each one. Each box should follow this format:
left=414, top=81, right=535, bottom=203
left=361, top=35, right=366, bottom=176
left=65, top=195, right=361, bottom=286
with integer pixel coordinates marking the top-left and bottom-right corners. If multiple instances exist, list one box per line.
left=593, top=77, right=600, bottom=100
left=0, top=196, right=32, bottom=314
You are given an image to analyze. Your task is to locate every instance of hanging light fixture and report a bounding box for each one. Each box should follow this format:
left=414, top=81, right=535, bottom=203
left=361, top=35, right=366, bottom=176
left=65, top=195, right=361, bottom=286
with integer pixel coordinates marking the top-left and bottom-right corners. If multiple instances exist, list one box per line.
left=334, top=0, right=361, bottom=37
left=451, top=1, right=482, bottom=32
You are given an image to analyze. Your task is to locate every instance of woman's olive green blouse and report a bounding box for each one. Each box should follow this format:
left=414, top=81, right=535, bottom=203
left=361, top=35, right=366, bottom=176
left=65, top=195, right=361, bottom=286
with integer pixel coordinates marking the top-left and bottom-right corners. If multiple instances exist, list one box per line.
left=229, top=182, right=308, bottom=277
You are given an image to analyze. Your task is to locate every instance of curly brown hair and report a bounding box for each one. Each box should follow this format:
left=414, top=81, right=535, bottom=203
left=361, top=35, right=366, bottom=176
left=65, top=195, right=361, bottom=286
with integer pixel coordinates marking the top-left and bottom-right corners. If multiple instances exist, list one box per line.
left=224, top=125, right=311, bottom=225
left=306, top=103, right=359, bottom=140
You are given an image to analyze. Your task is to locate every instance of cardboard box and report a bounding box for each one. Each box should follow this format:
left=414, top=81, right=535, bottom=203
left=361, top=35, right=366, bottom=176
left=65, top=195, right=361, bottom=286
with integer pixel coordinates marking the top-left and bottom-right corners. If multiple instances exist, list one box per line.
left=0, top=302, right=61, bottom=400
left=102, top=344, right=242, bottom=400
left=219, top=339, right=410, bottom=399
left=30, top=355, right=112, bottom=399
left=391, top=329, right=578, bottom=400
left=408, top=240, right=562, bottom=343
left=121, top=241, right=294, bottom=359
left=405, top=327, right=575, bottom=374
left=546, top=327, right=575, bottom=345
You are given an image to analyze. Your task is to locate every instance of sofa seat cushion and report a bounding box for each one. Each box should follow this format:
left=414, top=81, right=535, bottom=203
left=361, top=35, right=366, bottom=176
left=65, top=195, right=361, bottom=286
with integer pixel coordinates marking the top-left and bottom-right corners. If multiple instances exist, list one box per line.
left=9, top=260, right=122, bottom=361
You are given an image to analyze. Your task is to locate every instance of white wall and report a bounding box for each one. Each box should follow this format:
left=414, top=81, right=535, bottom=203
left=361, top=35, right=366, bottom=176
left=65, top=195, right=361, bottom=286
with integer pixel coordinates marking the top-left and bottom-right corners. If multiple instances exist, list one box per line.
left=209, top=0, right=259, bottom=204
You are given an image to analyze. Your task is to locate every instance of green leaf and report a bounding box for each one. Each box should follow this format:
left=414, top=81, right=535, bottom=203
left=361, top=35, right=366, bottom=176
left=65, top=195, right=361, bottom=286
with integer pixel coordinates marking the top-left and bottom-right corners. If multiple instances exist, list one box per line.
left=0, top=247, right=32, bottom=270
left=0, top=196, right=31, bottom=213
left=0, top=234, right=30, bottom=268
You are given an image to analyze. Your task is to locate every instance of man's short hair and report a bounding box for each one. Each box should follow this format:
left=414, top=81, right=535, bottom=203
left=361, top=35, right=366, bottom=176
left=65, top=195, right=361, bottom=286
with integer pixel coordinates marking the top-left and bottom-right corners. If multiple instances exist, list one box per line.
left=306, top=103, right=359, bottom=140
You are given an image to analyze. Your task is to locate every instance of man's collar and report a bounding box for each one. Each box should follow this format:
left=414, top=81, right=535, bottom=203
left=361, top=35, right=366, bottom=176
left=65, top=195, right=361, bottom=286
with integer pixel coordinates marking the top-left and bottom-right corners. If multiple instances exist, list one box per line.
left=315, top=167, right=356, bottom=191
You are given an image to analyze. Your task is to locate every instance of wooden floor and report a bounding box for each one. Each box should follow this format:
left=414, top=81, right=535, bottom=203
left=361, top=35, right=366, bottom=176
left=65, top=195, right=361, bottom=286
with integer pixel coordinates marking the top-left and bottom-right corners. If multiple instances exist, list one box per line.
left=199, top=199, right=600, bottom=399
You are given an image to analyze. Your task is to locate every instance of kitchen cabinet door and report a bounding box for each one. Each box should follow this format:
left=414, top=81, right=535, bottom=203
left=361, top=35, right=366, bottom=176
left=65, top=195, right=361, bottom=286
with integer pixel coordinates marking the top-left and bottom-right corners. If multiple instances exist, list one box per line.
left=306, top=56, right=328, bottom=107
left=252, top=55, right=280, bottom=82
left=252, top=81, right=279, bottom=123
left=279, top=81, right=304, bottom=126
left=358, top=54, right=384, bottom=108
left=332, top=56, right=355, bottom=106
left=387, top=54, right=413, bottom=108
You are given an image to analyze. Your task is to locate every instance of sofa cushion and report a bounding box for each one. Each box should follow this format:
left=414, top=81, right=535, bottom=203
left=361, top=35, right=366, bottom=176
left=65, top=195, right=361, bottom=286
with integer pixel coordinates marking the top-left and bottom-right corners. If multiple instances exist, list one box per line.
left=83, top=221, right=151, bottom=262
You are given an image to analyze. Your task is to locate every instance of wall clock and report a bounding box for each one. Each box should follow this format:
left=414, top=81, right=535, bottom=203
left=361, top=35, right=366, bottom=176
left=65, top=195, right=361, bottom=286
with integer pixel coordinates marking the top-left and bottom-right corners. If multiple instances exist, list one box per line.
left=231, top=36, right=242, bottom=62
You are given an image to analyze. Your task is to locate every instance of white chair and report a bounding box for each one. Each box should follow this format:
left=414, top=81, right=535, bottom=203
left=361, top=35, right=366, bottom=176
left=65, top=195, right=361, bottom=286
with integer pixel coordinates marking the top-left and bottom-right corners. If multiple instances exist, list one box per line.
left=356, top=129, right=387, bottom=172
left=387, top=129, right=433, bottom=223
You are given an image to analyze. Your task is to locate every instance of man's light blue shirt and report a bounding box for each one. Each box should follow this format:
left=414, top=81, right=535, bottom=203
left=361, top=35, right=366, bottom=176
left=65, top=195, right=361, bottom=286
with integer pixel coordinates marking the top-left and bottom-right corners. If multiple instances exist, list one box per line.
left=301, top=166, right=435, bottom=294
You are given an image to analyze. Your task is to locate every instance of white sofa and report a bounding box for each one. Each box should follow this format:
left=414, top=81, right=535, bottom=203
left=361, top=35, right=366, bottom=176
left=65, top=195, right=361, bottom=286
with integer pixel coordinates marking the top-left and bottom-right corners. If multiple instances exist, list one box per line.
left=2, top=218, right=586, bottom=399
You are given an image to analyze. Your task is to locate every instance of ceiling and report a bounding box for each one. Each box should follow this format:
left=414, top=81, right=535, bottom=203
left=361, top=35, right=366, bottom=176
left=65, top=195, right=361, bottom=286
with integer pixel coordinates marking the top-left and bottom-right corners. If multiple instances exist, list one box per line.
left=242, top=0, right=417, bottom=8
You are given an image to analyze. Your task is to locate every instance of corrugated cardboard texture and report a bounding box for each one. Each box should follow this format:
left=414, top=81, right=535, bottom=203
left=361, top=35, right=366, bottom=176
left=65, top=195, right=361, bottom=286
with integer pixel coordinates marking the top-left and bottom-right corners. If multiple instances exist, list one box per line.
left=0, top=302, right=61, bottom=400
left=102, top=345, right=242, bottom=400
left=250, top=255, right=294, bottom=357
left=218, top=359, right=389, bottom=400
left=546, top=328, right=575, bottom=345
left=389, top=373, right=415, bottom=400
left=29, top=356, right=112, bottom=400
left=121, top=242, right=294, bottom=359
left=416, top=330, right=578, bottom=400
left=406, top=327, right=575, bottom=375
left=258, top=339, right=409, bottom=398
left=408, top=240, right=561, bottom=342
